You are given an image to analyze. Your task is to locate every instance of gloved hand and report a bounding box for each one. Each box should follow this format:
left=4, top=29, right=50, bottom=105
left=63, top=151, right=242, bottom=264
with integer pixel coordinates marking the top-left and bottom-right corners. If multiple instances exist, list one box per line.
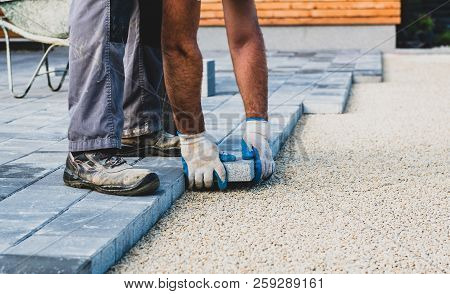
left=180, top=132, right=236, bottom=190
left=241, top=118, right=275, bottom=183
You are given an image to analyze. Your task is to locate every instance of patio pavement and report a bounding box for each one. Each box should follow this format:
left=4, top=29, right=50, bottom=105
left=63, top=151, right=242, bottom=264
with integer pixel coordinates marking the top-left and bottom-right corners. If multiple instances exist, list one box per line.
left=0, top=48, right=402, bottom=273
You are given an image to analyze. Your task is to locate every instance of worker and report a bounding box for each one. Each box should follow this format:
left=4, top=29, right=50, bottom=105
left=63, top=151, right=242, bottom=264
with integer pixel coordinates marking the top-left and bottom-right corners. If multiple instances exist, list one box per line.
left=161, top=0, right=275, bottom=190
left=63, top=0, right=179, bottom=195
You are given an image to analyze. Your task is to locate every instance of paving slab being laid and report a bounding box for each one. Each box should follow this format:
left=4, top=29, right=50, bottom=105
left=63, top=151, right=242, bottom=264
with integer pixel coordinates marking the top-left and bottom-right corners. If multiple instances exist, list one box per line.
left=0, top=49, right=384, bottom=273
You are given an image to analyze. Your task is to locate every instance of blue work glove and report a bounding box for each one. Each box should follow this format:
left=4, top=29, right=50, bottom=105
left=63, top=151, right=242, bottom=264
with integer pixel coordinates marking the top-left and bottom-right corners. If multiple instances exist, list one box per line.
left=180, top=132, right=236, bottom=190
left=241, top=118, right=275, bottom=183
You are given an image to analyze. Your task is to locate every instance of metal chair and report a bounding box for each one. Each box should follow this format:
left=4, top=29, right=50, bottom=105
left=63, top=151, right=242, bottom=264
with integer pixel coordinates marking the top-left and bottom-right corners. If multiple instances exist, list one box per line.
left=0, top=0, right=70, bottom=98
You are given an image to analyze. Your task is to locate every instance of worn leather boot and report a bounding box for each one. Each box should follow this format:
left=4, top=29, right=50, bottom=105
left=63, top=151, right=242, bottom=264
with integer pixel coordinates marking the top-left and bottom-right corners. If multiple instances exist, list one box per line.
left=63, top=151, right=160, bottom=196
left=118, top=130, right=181, bottom=157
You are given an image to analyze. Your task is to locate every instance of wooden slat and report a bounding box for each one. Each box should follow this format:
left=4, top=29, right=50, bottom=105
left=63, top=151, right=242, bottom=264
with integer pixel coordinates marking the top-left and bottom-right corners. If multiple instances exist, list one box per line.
left=201, top=17, right=401, bottom=26
left=200, top=0, right=402, bottom=26
left=0, top=0, right=403, bottom=39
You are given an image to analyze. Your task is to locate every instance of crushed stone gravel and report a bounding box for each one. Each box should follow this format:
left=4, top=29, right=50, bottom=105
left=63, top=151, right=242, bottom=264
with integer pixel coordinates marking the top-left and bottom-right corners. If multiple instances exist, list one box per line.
left=110, top=54, right=450, bottom=274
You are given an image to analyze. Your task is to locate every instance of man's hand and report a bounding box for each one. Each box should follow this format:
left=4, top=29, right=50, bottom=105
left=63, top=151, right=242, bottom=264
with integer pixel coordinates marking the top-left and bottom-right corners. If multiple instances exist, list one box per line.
left=241, top=118, right=275, bottom=183
left=180, top=133, right=236, bottom=190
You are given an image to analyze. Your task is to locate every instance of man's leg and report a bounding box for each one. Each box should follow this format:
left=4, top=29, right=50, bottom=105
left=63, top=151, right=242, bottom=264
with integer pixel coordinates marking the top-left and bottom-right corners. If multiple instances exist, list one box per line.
left=64, top=0, right=159, bottom=196
left=68, top=0, right=127, bottom=151
left=119, top=0, right=180, bottom=157
left=122, top=0, right=163, bottom=138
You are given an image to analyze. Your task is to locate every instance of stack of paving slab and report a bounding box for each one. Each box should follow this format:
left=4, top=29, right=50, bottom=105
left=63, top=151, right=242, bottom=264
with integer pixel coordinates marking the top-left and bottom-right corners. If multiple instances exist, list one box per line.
left=0, top=49, right=383, bottom=273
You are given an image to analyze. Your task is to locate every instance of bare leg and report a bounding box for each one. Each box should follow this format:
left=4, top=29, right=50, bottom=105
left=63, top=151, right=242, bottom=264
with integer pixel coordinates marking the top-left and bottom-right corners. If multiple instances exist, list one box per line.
left=223, top=0, right=268, bottom=120
left=161, top=0, right=204, bottom=134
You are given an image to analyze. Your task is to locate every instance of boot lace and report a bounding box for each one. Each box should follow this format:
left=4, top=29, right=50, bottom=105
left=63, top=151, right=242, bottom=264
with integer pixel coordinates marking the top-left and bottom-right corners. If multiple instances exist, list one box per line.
left=105, top=156, right=126, bottom=167
left=96, top=152, right=126, bottom=168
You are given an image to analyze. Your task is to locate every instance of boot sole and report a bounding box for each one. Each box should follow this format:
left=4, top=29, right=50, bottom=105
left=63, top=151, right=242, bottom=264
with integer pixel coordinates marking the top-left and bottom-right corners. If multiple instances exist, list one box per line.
left=116, top=146, right=181, bottom=158
left=63, top=169, right=160, bottom=196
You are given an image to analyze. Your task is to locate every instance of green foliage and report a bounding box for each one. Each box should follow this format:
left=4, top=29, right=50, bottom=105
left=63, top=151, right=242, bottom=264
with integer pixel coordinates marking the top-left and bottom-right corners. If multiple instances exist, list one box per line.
left=436, top=31, right=450, bottom=46
left=416, top=16, right=434, bottom=32
left=398, top=0, right=450, bottom=48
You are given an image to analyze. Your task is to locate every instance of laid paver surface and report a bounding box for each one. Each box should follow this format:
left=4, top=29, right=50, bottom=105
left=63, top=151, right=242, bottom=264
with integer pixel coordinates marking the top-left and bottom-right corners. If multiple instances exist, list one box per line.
left=0, top=49, right=384, bottom=273
left=110, top=53, right=450, bottom=274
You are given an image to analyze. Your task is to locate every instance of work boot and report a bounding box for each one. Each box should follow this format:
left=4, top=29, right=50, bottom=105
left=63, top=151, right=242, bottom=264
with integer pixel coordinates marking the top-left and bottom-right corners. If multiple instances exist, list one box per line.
left=117, top=130, right=181, bottom=157
left=63, top=150, right=160, bottom=196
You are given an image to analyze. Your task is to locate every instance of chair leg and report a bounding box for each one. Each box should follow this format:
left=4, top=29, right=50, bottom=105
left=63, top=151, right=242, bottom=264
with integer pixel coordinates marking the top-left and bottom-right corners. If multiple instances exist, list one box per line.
left=1, top=25, right=64, bottom=99
left=43, top=44, right=69, bottom=92
left=1, top=24, right=16, bottom=98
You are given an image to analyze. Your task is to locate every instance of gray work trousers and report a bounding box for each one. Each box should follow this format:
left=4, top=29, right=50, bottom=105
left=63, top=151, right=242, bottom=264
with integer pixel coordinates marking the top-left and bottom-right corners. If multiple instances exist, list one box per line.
left=68, top=0, right=165, bottom=152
